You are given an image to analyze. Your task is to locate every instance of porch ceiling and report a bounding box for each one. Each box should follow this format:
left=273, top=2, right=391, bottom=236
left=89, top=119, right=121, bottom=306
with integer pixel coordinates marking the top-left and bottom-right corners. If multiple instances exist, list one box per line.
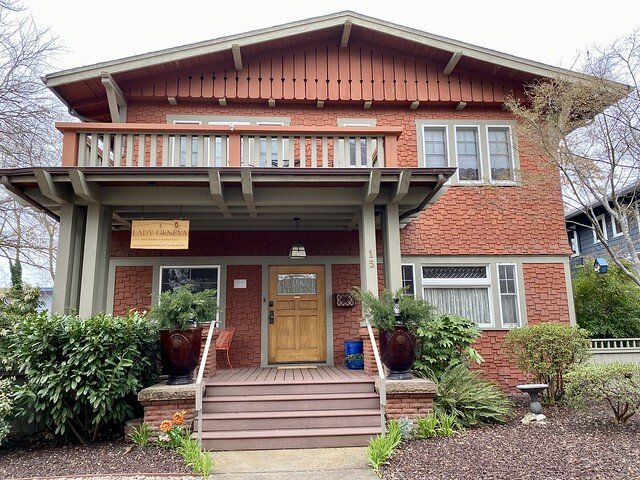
left=0, top=167, right=455, bottom=230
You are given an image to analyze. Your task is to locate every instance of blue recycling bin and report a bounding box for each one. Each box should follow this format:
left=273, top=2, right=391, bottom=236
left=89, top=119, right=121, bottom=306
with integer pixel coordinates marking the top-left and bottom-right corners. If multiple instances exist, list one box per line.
left=344, top=339, right=364, bottom=370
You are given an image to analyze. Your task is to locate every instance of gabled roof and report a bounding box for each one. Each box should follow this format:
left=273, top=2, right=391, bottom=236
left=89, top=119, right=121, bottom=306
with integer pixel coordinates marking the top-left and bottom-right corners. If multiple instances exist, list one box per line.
left=44, top=11, right=602, bottom=88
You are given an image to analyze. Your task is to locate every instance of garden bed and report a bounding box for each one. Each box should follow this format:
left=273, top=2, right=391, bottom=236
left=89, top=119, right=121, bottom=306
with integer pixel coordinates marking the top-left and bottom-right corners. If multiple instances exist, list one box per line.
left=383, top=397, right=640, bottom=480
left=0, top=437, right=191, bottom=479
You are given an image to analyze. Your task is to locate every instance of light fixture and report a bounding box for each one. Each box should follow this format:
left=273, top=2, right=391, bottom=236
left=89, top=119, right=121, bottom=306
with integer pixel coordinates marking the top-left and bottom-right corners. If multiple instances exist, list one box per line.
left=288, top=217, right=307, bottom=260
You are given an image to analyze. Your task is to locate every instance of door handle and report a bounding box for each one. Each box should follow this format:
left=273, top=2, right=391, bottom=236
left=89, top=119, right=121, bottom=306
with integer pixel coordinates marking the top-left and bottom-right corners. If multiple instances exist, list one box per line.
left=268, top=310, right=275, bottom=324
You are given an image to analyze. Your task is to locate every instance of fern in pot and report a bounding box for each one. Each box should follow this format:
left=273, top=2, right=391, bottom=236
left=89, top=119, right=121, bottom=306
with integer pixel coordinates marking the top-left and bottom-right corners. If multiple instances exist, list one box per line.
left=151, top=284, right=218, bottom=385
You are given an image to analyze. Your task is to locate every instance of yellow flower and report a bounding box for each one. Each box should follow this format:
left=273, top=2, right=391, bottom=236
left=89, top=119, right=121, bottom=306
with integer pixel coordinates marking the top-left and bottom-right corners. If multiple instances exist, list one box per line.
left=159, top=420, right=173, bottom=432
left=172, top=410, right=187, bottom=425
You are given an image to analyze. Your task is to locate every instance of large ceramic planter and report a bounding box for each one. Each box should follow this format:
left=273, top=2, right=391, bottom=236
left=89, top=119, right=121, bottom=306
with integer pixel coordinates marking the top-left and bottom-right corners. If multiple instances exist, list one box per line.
left=160, top=327, right=203, bottom=385
left=379, top=324, right=417, bottom=380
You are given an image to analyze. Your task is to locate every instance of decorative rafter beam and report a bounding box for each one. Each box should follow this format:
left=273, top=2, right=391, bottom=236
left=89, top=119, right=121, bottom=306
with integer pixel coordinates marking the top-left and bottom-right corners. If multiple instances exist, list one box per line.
left=101, top=72, right=127, bottom=122
left=340, top=20, right=352, bottom=48
left=208, top=169, right=231, bottom=218
left=363, top=170, right=382, bottom=203
left=232, top=44, right=243, bottom=71
left=240, top=168, right=257, bottom=218
left=456, top=101, right=467, bottom=111
left=443, top=51, right=463, bottom=76
left=34, top=170, right=71, bottom=204
left=392, top=170, right=412, bottom=203
left=69, top=169, right=101, bottom=203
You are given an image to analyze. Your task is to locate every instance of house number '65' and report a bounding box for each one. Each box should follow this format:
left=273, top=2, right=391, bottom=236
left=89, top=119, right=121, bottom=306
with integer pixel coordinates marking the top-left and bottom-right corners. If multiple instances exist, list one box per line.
left=368, top=249, right=374, bottom=268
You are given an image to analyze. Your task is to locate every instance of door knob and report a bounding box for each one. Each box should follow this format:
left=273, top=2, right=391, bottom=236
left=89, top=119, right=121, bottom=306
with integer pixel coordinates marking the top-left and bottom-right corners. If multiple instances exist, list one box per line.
left=268, top=310, right=275, bottom=324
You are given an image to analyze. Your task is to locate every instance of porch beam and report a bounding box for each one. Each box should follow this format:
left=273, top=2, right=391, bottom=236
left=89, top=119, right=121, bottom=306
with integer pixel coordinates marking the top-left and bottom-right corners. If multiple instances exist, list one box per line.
left=382, top=203, right=402, bottom=292
left=34, top=170, right=71, bottom=204
left=443, top=51, right=462, bottom=76
left=78, top=203, right=112, bottom=317
left=392, top=170, right=412, bottom=203
left=363, top=170, right=381, bottom=203
left=232, top=44, right=243, bottom=71
left=340, top=20, right=352, bottom=48
left=101, top=72, right=127, bottom=122
left=69, top=169, right=102, bottom=203
left=241, top=168, right=257, bottom=217
left=359, top=203, right=378, bottom=296
left=208, top=169, right=232, bottom=218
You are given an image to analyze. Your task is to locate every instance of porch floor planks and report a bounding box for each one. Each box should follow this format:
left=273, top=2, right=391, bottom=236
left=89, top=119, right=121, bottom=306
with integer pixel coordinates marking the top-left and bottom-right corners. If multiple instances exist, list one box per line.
left=206, top=366, right=370, bottom=386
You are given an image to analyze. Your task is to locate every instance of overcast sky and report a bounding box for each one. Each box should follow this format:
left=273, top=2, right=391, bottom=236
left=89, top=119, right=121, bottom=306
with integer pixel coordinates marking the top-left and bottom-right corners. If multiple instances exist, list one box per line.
left=26, top=0, right=639, bottom=74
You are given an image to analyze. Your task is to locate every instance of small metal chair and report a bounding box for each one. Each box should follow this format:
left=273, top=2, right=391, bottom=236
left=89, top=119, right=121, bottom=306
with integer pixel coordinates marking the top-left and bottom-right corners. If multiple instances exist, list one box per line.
left=215, top=327, right=236, bottom=369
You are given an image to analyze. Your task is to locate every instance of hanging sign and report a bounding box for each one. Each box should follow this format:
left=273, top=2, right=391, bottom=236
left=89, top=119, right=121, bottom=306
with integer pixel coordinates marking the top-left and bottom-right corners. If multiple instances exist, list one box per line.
left=130, top=220, right=190, bottom=249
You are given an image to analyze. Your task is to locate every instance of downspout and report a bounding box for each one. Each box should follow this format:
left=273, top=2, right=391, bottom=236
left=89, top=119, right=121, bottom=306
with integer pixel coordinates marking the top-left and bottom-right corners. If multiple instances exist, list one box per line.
left=399, top=173, right=446, bottom=221
left=1, top=175, right=60, bottom=221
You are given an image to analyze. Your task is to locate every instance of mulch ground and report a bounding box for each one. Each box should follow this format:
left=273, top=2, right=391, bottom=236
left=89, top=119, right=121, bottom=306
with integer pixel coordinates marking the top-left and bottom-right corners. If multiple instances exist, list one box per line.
left=383, top=397, right=640, bottom=480
left=0, top=436, right=191, bottom=479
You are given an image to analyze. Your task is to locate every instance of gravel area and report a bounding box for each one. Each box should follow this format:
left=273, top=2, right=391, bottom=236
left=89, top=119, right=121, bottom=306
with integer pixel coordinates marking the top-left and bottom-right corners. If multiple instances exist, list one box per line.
left=0, top=438, right=192, bottom=479
left=383, top=398, right=640, bottom=480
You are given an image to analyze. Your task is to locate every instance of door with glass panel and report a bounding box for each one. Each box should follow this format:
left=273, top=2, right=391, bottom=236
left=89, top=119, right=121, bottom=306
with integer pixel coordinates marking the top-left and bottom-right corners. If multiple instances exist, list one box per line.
left=268, top=265, right=326, bottom=363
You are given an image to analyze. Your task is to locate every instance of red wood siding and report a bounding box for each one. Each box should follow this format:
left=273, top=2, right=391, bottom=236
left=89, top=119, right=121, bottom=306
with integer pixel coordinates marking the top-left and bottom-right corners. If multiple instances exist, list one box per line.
left=112, top=266, right=153, bottom=315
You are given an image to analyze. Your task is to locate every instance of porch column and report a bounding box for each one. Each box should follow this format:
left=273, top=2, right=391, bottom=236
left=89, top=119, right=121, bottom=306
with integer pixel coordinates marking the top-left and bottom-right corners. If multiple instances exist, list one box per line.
left=78, top=203, right=112, bottom=317
left=358, top=203, right=378, bottom=296
left=52, top=204, right=85, bottom=314
left=382, top=203, right=402, bottom=293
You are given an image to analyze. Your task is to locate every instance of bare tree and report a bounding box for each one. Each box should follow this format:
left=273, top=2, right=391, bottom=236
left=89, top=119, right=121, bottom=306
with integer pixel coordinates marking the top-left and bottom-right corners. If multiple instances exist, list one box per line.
left=507, top=30, right=640, bottom=286
left=0, top=1, right=65, bottom=285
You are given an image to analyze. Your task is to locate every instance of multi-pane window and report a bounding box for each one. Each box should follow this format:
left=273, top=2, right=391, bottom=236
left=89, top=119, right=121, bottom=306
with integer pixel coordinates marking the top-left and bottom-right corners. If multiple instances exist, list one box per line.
left=401, top=264, right=415, bottom=297
left=160, top=266, right=219, bottom=293
left=593, top=214, right=608, bottom=243
left=455, top=127, right=480, bottom=181
left=568, top=229, right=580, bottom=256
left=498, top=264, right=519, bottom=326
left=422, top=265, right=491, bottom=326
left=172, top=120, right=201, bottom=167
left=423, top=127, right=448, bottom=167
left=488, top=127, right=514, bottom=181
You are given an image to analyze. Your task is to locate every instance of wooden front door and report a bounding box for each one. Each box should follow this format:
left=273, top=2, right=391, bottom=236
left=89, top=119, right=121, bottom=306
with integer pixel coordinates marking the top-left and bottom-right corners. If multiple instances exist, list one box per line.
left=268, top=265, right=326, bottom=363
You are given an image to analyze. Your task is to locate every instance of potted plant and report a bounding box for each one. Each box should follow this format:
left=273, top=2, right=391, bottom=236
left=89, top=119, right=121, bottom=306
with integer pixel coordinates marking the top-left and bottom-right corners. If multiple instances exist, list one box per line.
left=345, top=353, right=364, bottom=370
left=150, top=284, right=218, bottom=385
left=354, top=289, right=434, bottom=379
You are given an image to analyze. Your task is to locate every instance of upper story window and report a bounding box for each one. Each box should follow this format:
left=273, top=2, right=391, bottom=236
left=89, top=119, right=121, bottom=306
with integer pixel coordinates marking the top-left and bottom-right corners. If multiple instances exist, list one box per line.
left=611, top=214, right=624, bottom=237
left=593, top=214, right=608, bottom=243
left=487, top=126, right=515, bottom=181
left=568, top=229, right=580, bottom=257
left=417, top=120, right=518, bottom=186
left=423, top=126, right=448, bottom=168
left=455, top=127, right=481, bottom=182
left=338, top=118, right=377, bottom=167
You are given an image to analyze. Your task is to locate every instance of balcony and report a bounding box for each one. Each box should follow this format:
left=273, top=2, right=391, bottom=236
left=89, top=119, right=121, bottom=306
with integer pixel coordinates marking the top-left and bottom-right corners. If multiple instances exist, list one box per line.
left=58, top=123, right=402, bottom=169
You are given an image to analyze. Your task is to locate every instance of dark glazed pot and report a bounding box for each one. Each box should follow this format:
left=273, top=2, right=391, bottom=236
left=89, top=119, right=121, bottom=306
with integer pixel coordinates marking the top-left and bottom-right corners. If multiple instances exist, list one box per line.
left=160, top=327, right=203, bottom=385
left=379, top=324, right=417, bottom=380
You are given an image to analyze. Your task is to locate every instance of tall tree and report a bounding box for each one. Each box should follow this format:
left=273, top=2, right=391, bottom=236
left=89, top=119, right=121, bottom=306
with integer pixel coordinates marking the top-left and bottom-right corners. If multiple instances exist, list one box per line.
left=0, top=1, right=64, bottom=284
left=507, top=31, right=640, bottom=286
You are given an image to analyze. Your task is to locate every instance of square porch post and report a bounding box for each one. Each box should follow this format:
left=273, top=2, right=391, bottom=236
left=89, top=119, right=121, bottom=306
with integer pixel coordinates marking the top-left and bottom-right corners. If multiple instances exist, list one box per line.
left=358, top=203, right=378, bottom=295
left=52, top=204, right=85, bottom=314
left=381, top=203, right=402, bottom=293
left=78, top=203, right=112, bottom=317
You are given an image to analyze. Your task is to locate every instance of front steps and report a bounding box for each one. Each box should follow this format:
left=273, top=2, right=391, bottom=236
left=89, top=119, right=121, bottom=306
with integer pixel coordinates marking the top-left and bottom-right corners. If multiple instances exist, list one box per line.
left=197, top=369, right=382, bottom=451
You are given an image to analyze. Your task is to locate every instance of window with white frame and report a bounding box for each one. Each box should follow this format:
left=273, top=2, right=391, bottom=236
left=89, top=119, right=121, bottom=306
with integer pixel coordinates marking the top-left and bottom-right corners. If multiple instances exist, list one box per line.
left=487, top=126, right=515, bottom=181
left=172, top=120, right=201, bottom=167
left=593, top=214, right=608, bottom=243
left=568, top=229, right=580, bottom=256
left=455, top=127, right=481, bottom=181
left=422, top=126, right=448, bottom=167
left=612, top=213, right=624, bottom=237
left=422, top=265, right=492, bottom=326
left=338, top=119, right=377, bottom=167
left=498, top=264, right=519, bottom=326
left=401, top=264, right=415, bottom=297
left=160, top=266, right=219, bottom=293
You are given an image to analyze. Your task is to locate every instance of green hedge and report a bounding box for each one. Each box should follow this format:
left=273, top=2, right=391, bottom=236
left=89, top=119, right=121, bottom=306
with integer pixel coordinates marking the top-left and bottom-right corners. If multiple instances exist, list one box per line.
left=9, top=311, right=158, bottom=443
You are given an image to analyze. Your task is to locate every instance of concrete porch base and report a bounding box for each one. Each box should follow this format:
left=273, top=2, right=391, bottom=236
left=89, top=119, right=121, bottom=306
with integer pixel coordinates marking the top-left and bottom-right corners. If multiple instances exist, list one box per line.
left=375, top=377, right=436, bottom=420
left=137, top=381, right=199, bottom=431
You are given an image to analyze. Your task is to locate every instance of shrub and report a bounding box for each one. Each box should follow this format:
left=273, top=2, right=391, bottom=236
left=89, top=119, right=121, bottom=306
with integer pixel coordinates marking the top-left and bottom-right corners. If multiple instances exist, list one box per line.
left=10, top=311, right=158, bottom=443
left=367, top=419, right=403, bottom=474
left=573, top=263, right=640, bottom=338
left=434, top=364, right=513, bottom=428
left=0, top=376, right=13, bottom=445
left=413, top=314, right=483, bottom=379
left=151, top=284, right=218, bottom=330
left=503, top=322, right=590, bottom=403
left=354, top=288, right=435, bottom=332
left=565, top=362, right=640, bottom=424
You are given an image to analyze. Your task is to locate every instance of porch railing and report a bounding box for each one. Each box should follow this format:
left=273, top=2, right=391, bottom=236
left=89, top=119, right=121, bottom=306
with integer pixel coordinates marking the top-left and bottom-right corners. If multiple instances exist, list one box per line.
left=589, top=338, right=640, bottom=351
left=365, top=319, right=386, bottom=432
left=57, top=123, right=402, bottom=169
left=195, top=320, right=219, bottom=448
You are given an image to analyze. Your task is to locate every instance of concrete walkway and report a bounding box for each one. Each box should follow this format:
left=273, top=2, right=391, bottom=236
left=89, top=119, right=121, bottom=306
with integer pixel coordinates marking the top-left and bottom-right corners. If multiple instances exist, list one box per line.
left=212, top=447, right=377, bottom=479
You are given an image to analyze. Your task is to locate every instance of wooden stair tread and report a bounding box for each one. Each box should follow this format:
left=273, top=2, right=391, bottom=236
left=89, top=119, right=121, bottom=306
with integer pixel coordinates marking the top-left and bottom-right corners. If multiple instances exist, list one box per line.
left=197, top=426, right=381, bottom=439
left=200, top=409, right=381, bottom=420
left=205, top=378, right=374, bottom=387
left=203, top=392, right=378, bottom=402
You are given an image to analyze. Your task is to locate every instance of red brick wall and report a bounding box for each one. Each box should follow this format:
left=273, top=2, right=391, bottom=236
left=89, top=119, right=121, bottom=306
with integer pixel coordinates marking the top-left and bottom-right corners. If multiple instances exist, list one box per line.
left=332, top=264, right=362, bottom=366
left=112, top=266, right=153, bottom=315
left=473, top=330, right=529, bottom=391
left=221, top=265, right=262, bottom=369
left=523, top=263, right=570, bottom=324
left=126, top=101, right=569, bottom=257
left=386, top=393, right=435, bottom=420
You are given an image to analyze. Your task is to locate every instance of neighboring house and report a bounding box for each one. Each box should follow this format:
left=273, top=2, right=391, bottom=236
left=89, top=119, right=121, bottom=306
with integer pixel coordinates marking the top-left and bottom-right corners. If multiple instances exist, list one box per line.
left=565, top=185, right=640, bottom=273
left=1, top=11, right=615, bottom=448
left=38, top=287, right=53, bottom=312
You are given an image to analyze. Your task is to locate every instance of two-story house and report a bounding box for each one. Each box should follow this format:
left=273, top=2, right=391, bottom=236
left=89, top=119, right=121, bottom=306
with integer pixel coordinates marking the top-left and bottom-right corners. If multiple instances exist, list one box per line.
left=1, top=11, right=607, bottom=448
left=566, top=183, right=640, bottom=273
